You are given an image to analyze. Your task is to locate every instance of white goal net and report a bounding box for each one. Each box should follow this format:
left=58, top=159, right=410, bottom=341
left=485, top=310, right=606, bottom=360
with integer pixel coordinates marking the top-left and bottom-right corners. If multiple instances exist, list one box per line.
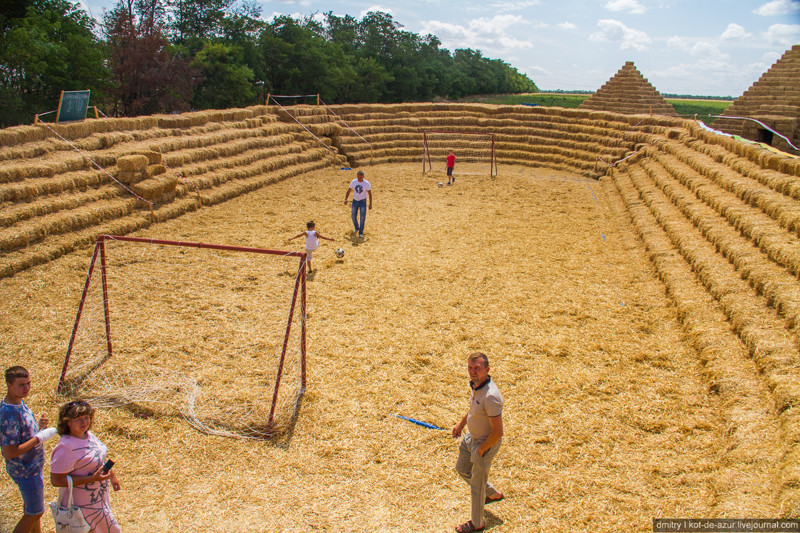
left=57, top=235, right=307, bottom=440
left=422, top=131, right=497, bottom=177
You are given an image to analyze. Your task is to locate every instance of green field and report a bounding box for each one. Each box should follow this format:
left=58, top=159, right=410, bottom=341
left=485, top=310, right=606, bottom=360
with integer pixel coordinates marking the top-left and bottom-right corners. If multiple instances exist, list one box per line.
left=459, top=93, right=732, bottom=125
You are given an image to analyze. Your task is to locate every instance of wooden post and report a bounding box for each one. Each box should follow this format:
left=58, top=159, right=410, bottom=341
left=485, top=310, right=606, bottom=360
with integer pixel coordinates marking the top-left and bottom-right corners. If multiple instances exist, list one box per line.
left=316, top=93, right=320, bottom=106
left=266, top=93, right=271, bottom=106
left=98, top=236, right=113, bottom=361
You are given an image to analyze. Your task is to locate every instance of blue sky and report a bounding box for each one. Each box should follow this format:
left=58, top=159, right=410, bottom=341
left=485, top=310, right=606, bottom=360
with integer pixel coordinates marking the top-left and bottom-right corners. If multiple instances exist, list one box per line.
left=78, top=0, right=800, bottom=96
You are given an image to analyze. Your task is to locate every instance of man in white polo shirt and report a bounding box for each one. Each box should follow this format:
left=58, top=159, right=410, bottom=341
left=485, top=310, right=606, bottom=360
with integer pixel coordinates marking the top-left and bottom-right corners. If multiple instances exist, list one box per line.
left=343, top=170, right=372, bottom=239
left=452, top=352, right=504, bottom=533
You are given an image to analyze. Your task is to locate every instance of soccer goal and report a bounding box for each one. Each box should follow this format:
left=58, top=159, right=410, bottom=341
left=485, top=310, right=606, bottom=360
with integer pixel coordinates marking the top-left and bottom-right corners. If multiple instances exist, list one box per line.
left=422, top=131, right=498, bottom=177
left=57, top=235, right=307, bottom=440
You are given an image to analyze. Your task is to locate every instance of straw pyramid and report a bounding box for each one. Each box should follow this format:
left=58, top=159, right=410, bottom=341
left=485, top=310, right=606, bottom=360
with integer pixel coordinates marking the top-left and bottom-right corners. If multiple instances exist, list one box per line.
left=579, top=61, right=678, bottom=116
left=716, top=44, right=800, bottom=153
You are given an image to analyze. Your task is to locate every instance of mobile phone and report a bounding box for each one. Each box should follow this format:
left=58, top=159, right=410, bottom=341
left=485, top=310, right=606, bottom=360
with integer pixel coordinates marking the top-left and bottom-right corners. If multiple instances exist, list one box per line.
left=102, top=459, right=115, bottom=473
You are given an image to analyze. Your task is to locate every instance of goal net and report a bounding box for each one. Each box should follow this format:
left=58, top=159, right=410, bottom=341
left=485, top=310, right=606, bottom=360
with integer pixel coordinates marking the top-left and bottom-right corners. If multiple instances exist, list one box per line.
left=57, top=235, right=307, bottom=440
left=422, top=131, right=497, bottom=177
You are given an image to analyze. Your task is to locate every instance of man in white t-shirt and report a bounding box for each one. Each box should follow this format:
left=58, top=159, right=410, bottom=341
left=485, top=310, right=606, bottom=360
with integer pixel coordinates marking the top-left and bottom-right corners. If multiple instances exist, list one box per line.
left=343, top=170, right=372, bottom=238
left=452, top=352, right=504, bottom=533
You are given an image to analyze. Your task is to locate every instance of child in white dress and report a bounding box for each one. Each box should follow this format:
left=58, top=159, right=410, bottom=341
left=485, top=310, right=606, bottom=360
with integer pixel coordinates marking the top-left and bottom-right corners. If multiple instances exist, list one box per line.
left=289, top=220, right=335, bottom=273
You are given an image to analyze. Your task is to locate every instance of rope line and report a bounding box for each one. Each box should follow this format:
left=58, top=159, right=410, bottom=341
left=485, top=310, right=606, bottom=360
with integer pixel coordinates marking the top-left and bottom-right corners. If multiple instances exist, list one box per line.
left=708, top=115, right=799, bottom=152
left=36, top=121, right=152, bottom=206
left=267, top=96, right=339, bottom=157
left=319, top=98, right=370, bottom=146
left=268, top=94, right=319, bottom=99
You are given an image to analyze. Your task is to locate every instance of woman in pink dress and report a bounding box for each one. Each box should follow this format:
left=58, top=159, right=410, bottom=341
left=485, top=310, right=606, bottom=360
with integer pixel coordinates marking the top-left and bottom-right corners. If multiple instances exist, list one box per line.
left=50, top=399, right=121, bottom=533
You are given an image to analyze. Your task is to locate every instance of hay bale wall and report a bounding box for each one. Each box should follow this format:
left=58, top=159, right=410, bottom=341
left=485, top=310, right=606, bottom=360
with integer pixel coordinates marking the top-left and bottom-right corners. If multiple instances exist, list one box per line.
left=2, top=97, right=800, bottom=524
left=609, top=118, right=800, bottom=514
left=579, top=61, right=679, bottom=117
left=0, top=106, right=346, bottom=277
left=717, top=44, right=800, bottom=154
left=325, top=102, right=683, bottom=173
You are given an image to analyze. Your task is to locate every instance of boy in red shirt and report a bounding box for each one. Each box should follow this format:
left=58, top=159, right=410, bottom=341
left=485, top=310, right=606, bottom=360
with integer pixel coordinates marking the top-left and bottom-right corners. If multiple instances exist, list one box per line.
left=446, top=150, right=456, bottom=185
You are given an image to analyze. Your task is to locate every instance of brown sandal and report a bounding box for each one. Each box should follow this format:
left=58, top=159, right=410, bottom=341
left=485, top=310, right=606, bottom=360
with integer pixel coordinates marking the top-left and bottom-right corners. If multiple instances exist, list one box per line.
left=485, top=493, right=504, bottom=504
left=455, top=520, right=485, bottom=533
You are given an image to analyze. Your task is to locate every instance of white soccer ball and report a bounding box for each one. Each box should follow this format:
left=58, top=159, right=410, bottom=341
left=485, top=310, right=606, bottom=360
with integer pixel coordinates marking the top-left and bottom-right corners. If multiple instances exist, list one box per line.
left=335, top=248, right=345, bottom=258
left=438, top=182, right=444, bottom=188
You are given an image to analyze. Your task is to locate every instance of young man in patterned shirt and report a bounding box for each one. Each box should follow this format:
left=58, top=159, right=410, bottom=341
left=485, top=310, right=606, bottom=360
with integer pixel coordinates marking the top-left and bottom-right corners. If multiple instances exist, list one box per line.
left=2, top=366, right=57, bottom=533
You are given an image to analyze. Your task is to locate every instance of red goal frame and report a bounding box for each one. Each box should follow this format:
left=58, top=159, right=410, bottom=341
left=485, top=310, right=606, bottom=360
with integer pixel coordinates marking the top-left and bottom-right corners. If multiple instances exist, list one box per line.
left=422, top=131, right=497, bottom=177
left=58, top=234, right=307, bottom=436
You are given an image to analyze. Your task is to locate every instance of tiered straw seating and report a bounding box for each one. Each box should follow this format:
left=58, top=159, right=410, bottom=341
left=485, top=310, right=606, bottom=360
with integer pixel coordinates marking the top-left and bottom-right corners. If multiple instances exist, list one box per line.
left=0, top=107, right=345, bottom=277
left=717, top=44, right=800, bottom=154
left=579, top=62, right=678, bottom=117
left=608, top=119, right=800, bottom=513
left=325, top=103, right=678, bottom=174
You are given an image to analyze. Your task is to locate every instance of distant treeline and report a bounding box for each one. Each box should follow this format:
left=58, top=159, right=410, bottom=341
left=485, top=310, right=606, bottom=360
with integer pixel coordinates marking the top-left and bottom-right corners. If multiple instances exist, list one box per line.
left=0, top=0, right=538, bottom=127
left=661, top=94, right=735, bottom=101
left=538, top=90, right=734, bottom=100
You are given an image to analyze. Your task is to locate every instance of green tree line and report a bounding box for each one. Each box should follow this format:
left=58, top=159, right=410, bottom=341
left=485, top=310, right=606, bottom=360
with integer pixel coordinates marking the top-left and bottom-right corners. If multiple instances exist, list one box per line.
left=0, top=0, right=538, bottom=127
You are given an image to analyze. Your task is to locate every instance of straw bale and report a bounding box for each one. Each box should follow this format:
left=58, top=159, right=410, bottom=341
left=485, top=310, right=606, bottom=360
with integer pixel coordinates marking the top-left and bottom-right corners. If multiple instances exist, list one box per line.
left=117, top=155, right=149, bottom=172
left=0, top=125, right=44, bottom=146
left=147, top=164, right=167, bottom=177
left=131, top=174, right=178, bottom=202
left=116, top=170, right=146, bottom=185
left=1, top=163, right=56, bottom=183
left=246, top=105, right=270, bottom=116
left=131, top=150, right=162, bottom=165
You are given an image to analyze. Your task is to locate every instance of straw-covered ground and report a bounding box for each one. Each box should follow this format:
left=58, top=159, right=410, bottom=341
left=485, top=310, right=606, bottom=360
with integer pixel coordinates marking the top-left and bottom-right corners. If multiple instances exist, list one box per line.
left=1, top=163, right=781, bottom=531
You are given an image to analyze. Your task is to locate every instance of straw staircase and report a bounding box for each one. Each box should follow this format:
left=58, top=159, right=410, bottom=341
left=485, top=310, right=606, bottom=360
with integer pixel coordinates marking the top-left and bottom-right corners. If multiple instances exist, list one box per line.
left=579, top=61, right=679, bottom=117
left=608, top=121, right=800, bottom=512
left=323, top=103, right=673, bottom=175
left=717, top=44, right=800, bottom=154
left=0, top=107, right=346, bottom=277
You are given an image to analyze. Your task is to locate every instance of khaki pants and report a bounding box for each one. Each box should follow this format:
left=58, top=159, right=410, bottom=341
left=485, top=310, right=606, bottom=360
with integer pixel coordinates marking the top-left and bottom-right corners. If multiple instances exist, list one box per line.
left=455, top=433, right=502, bottom=527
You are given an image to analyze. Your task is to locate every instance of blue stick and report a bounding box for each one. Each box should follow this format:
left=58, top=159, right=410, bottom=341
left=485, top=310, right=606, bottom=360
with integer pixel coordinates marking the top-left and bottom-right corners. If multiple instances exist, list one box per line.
left=394, top=414, right=445, bottom=431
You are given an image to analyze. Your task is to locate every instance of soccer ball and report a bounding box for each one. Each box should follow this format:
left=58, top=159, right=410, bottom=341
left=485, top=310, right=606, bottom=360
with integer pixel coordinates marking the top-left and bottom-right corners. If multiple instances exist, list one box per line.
left=335, top=248, right=345, bottom=258
left=438, top=182, right=444, bottom=188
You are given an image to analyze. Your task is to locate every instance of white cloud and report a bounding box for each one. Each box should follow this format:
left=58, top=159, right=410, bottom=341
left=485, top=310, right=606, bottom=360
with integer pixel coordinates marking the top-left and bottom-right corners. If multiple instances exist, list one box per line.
left=603, top=0, right=646, bottom=14
left=488, top=0, right=541, bottom=10
left=690, top=41, right=726, bottom=59
left=667, top=35, right=728, bottom=59
left=652, top=58, right=767, bottom=96
left=763, top=23, right=800, bottom=46
left=666, top=36, right=689, bottom=50
left=269, top=0, right=311, bottom=6
left=421, top=15, right=533, bottom=52
left=556, top=21, right=577, bottom=30
left=754, top=0, right=800, bottom=16
left=589, top=19, right=652, bottom=50
left=527, top=65, right=552, bottom=75
left=360, top=5, right=394, bottom=17
left=720, top=23, right=753, bottom=41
